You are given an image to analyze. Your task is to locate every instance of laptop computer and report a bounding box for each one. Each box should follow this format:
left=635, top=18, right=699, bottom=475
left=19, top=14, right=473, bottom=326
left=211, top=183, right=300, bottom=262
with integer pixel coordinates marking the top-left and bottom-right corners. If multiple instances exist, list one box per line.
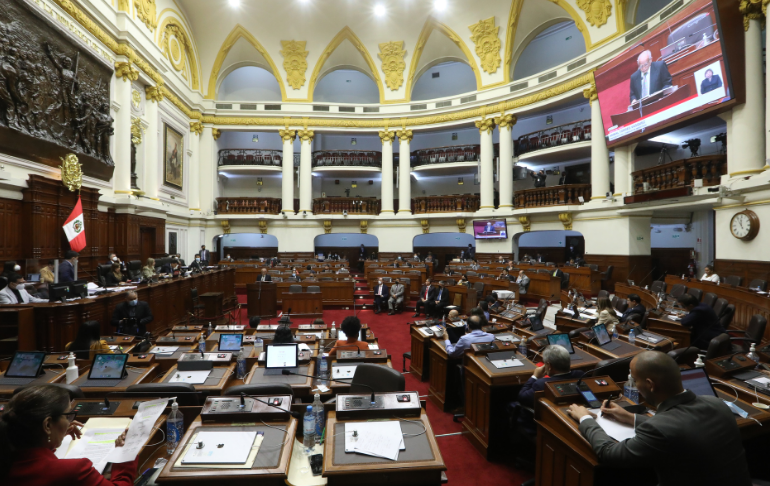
left=1, top=351, right=46, bottom=385
left=26, top=273, right=41, bottom=282
left=263, top=343, right=299, bottom=375
left=218, top=333, right=244, bottom=352
left=80, top=353, right=129, bottom=387
left=529, top=315, right=553, bottom=336
left=592, top=324, right=622, bottom=351
left=546, top=333, right=582, bottom=361
left=680, top=368, right=717, bottom=397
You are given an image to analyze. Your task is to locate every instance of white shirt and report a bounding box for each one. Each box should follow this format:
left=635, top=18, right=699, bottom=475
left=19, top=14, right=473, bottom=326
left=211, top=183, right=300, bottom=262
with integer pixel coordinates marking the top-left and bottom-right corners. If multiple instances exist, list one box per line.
left=701, top=273, right=720, bottom=283
left=0, top=286, right=48, bottom=304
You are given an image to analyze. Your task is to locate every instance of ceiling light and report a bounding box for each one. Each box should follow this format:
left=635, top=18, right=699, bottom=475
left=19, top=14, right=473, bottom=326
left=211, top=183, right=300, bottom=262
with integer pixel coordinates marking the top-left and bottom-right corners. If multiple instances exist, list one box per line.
left=434, top=0, right=447, bottom=11
left=374, top=4, right=386, bottom=16
left=228, top=0, right=240, bottom=7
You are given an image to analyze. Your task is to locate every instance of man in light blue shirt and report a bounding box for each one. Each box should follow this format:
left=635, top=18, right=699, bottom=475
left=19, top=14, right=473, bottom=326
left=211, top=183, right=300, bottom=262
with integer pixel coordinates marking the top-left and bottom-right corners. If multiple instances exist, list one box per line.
left=444, top=315, right=495, bottom=359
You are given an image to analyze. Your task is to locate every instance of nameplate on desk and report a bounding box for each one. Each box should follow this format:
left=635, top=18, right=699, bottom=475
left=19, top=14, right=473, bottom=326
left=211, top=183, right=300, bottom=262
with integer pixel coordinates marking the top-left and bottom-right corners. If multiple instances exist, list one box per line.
left=257, top=325, right=279, bottom=331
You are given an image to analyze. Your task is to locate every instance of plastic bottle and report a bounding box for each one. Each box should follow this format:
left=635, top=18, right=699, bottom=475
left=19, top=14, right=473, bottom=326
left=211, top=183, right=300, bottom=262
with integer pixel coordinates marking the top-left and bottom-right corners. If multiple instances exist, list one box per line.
left=628, top=328, right=636, bottom=346
left=318, top=355, right=329, bottom=386
left=236, top=346, right=247, bottom=379
left=612, top=325, right=619, bottom=341
left=747, top=343, right=760, bottom=364
left=330, top=321, right=337, bottom=339
left=207, top=322, right=213, bottom=337
left=312, top=393, right=325, bottom=444
left=518, top=337, right=528, bottom=358
left=623, top=372, right=639, bottom=404
left=303, top=406, right=315, bottom=453
left=65, top=352, right=79, bottom=385
left=694, top=354, right=706, bottom=368
left=254, top=336, right=264, bottom=357
left=198, top=335, right=206, bottom=353
left=166, top=400, right=184, bottom=454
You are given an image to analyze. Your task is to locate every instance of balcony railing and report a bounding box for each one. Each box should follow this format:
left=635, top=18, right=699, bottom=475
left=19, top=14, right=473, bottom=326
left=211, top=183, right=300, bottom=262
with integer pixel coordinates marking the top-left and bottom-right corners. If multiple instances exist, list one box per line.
left=411, top=145, right=480, bottom=167
left=515, top=120, right=591, bottom=156
left=514, top=184, right=591, bottom=208
left=312, top=150, right=382, bottom=168
left=216, top=197, right=282, bottom=214
left=411, top=194, right=480, bottom=214
left=218, top=149, right=283, bottom=167
left=631, top=154, right=726, bottom=194
left=312, top=197, right=380, bottom=215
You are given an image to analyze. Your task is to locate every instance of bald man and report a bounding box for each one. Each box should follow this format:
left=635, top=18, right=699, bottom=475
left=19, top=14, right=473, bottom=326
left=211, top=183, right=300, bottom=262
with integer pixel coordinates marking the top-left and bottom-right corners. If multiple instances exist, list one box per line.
left=566, top=351, right=750, bottom=486
left=447, top=309, right=460, bottom=322
left=110, top=290, right=154, bottom=335
left=629, top=50, right=672, bottom=105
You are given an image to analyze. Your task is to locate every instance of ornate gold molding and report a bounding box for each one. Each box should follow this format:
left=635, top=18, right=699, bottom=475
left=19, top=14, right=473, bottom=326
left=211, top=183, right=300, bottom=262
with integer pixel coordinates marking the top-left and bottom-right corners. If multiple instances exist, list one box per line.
left=378, top=41, right=406, bottom=91
left=281, top=40, right=309, bottom=90
left=133, top=0, right=157, bottom=31
left=519, top=215, right=531, bottom=232
left=221, top=219, right=231, bottom=235
left=279, top=129, right=296, bottom=142
left=190, top=121, right=203, bottom=136
left=475, top=117, right=495, bottom=134
left=145, top=85, right=164, bottom=103
left=360, top=220, right=368, bottom=234
left=456, top=218, right=466, bottom=233
left=297, top=129, right=314, bottom=142
left=258, top=220, right=268, bottom=234
left=115, top=62, right=139, bottom=81
left=576, top=0, right=613, bottom=27
left=324, top=220, right=332, bottom=234
left=379, top=130, right=396, bottom=144
left=583, top=72, right=598, bottom=103
left=495, top=113, right=517, bottom=129
left=159, top=19, right=200, bottom=90
left=212, top=128, right=221, bottom=140
left=131, top=117, right=144, bottom=145
left=559, top=212, right=573, bottom=230
left=421, top=219, right=430, bottom=234
left=469, top=17, right=501, bottom=74
left=59, top=154, right=83, bottom=193
left=396, top=129, right=414, bottom=142
left=740, top=0, right=765, bottom=30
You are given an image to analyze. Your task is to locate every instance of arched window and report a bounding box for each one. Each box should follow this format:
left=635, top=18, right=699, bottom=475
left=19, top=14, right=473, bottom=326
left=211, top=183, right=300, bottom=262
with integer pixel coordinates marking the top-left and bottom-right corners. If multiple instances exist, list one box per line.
left=218, top=66, right=282, bottom=101
left=513, top=21, right=586, bottom=81
left=411, top=61, right=476, bottom=101
left=313, top=69, right=379, bottom=104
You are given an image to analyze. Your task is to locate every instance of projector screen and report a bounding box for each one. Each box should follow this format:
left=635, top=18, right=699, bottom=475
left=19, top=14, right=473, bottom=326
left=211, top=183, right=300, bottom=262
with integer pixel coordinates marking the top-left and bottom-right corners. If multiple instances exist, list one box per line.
left=594, top=0, right=733, bottom=147
left=473, top=220, right=508, bottom=240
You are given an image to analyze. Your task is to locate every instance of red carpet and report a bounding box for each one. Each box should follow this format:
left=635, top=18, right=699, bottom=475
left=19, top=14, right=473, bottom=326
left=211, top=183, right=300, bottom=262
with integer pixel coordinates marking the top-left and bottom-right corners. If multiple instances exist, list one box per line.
left=236, top=292, right=533, bottom=485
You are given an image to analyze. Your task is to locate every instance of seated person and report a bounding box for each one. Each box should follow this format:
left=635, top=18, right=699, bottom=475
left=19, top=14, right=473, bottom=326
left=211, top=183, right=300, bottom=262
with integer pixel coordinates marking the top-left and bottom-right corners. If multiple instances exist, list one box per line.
left=596, top=297, right=619, bottom=333
left=0, top=274, right=48, bottom=304
left=700, top=264, right=720, bottom=284
left=620, top=294, right=645, bottom=323
left=458, top=274, right=470, bottom=286
left=328, top=316, right=370, bottom=355
left=372, top=278, right=390, bottom=314
left=337, top=267, right=349, bottom=274
left=110, top=291, right=153, bottom=335
left=516, top=345, right=584, bottom=434
left=39, top=260, right=55, bottom=284
left=413, top=279, right=436, bottom=318
left=141, top=258, right=158, bottom=280
left=444, top=264, right=454, bottom=275
left=67, top=320, right=113, bottom=360
left=566, top=351, right=751, bottom=486
left=431, top=281, right=450, bottom=318
left=443, top=314, right=494, bottom=359
left=189, top=254, right=204, bottom=273
left=479, top=301, right=490, bottom=321
left=498, top=269, right=510, bottom=281
left=105, top=263, right=127, bottom=287
left=677, top=293, right=725, bottom=349
left=2, top=385, right=136, bottom=486
left=272, top=325, right=294, bottom=344
left=470, top=260, right=480, bottom=270
left=447, top=309, right=460, bottom=322
left=257, top=268, right=272, bottom=282
left=388, top=279, right=405, bottom=315
left=289, top=268, right=301, bottom=281
left=168, top=260, right=182, bottom=275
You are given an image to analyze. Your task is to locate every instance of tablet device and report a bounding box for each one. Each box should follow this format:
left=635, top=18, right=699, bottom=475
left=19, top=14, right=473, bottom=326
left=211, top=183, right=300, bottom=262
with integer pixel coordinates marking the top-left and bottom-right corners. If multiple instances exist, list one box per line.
left=546, top=333, right=581, bottom=360
left=592, top=324, right=621, bottom=351
left=218, top=333, right=244, bottom=352
left=88, top=353, right=129, bottom=380
left=5, top=351, right=45, bottom=378
left=264, top=343, right=298, bottom=375
left=680, top=368, right=717, bottom=397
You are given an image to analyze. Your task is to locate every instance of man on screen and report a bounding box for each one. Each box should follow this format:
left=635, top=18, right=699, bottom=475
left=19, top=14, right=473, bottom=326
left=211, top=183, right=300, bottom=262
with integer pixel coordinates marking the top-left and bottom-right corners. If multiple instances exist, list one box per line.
left=629, top=50, right=672, bottom=105
left=700, top=69, right=722, bottom=94
left=484, top=221, right=494, bottom=233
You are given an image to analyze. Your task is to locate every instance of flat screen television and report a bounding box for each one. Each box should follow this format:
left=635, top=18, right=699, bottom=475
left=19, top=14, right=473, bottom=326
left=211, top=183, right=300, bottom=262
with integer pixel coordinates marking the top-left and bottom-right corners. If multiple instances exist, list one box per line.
left=594, top=0, right=734, bottom=147
left=472, top=220, right=508, bottom=240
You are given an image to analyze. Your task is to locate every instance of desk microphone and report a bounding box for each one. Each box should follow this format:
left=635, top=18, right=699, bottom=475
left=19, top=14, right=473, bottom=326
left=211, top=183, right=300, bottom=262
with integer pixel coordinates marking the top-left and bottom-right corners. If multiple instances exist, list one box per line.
left=103, top=391, right=201, bottom=410
left=281, top=369, right=377, bottom=405
left=579, top=356, right=634, bottom=388
left=637, top=267, right=656, bottom=287
left=240, top=393, right=301, bottom=418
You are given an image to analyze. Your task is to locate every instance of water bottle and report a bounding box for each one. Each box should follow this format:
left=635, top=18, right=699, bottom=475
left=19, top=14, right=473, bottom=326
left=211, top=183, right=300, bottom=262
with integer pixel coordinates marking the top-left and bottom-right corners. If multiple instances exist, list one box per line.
left=312, top=393, right=325, bottom=444
left=628, top=328, right=636, bottom=346
left=254, top=336, right=264, bottom=357
left=318, top=355, right=329, bottom=386
left=303, top=406, right=315, bottom=453
left=207, top=322, right=213, bottom=337
left=236, top=346, right=247, bottom=379
left=518, top=338, right=528, bottom=359
left=623, top=373, right=639, bottom=404
left=612, top=326, right=619, bottom=341
left=198, top=335, right=206, bottom=353
left=330, top=321, right=337, bottom=339
left=747, top=343, right=760, bottom=365
left=166, top=401, right=184, bottom=454
left=66, top=352, right=79, bottom=385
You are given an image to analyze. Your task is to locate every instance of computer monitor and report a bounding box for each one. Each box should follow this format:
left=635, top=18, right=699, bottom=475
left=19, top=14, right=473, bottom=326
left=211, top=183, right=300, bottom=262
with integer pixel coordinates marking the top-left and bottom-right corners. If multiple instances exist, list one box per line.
left=680, top=368, right=717, bottom=397
left=593, top=324, right=612, bottom=346
left=529, top=315, right=545, bottom=332
left=218, top=333, right=244, bottom=352
left=49, top=283, right=71, bottom=302
left=5, top=351, right=45, bottom=378
left=265, top=344, right=298, bottom=370
left=69, top=280, right=88, bottom=299
left=26, top=273, right=40, bottom=282
left=88, top=354, right=129, bottom=380
left=546, top=333, right=575, bottom=354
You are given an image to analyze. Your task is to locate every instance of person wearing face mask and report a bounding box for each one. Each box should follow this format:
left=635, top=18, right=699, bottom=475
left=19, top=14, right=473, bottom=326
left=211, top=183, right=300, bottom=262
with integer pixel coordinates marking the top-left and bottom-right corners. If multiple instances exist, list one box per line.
left=0, top=274, right=48, bottom=304
left=289, top=267, right=301, bottom=282
left=222, top=254, right=234, bottom=262
left=199, top=245, right=210, bottom=266
left=2, top=261, right=22, bottom=280
left=111, top=291, right=153, bottom=335
left=108, top=253, right=127, bottom=274
left=566, top=351, right=751, bottom=486
left=189, top=254, right=204, bottom=273
left=372, top=278, right=389, bottom=315
left=58, top=251, right=78, bottom=283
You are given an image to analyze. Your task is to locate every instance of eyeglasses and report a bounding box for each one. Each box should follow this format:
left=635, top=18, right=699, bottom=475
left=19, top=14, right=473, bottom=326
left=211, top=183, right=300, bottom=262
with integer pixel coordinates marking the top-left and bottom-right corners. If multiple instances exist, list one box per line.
left=59, top=410, right=78, bottom=423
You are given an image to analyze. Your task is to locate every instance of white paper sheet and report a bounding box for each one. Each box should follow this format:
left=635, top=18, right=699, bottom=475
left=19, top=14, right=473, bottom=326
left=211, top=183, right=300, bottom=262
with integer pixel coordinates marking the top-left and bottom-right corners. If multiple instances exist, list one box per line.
left=55, top=435, right=74, bottom=459
left=169, top=369, right=211, bottom=384
left=332, top=365, right=358, bottom=380
left=181, top=430, right=257, bottom=465
left=344, top=422, right=404, bottom=461
left=106, top=398, right=168, bottom=464
left=590, top=410, right=636, bottom=442
left=150, top=346, right=179, bottom=354
left=490, top=358, right=524, bottom=369
left=368, top=343, right=379, bottom=349
left=66, top=428, right=125, bottom=472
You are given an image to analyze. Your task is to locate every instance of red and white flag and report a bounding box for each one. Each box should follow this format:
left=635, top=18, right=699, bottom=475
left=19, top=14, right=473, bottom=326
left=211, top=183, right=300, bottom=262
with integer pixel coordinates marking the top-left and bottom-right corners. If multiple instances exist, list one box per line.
left=63, top=196, right=87, bottom=252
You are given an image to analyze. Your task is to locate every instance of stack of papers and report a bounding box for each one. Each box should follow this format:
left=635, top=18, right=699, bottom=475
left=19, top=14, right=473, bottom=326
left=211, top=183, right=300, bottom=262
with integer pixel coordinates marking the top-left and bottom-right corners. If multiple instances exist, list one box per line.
left=489, top=358, right=524, bottom=369
left=182, top=431, right=258, bottom=465
left=169, top=369, right=211, bottom=384
left=150, top=346, right=179, bottom=354
left=496, top=335, right=520, bottom=343
left=60, top=417, right=132, bottom=472
left=368, top=343, right=379, bottom=350
left=589, top=410, right=636, bottom=442
left=416, top=327, right=434, bottom=337
left=344, top=422, right=404, bottom=461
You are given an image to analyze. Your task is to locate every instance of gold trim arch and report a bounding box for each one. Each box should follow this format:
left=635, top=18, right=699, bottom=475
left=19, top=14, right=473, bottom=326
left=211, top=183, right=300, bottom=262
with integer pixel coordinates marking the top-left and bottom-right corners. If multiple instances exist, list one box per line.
left=509, top=17, right=579, bottom=81
left=206, top=24, right=288, bottom=101
left=304, top=26, right=385, bottom=103
left=156, top=10, right=202, bottom=91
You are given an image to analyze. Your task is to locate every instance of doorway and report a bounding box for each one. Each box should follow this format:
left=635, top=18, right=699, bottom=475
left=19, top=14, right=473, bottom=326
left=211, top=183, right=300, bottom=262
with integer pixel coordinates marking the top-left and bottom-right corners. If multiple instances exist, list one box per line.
left=140, top=228, right=155, bottom=265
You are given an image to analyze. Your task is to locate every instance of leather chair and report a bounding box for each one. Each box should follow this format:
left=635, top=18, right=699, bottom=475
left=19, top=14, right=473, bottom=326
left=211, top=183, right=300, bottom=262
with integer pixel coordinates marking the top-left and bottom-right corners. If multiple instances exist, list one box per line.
left=704, top=333, right=731, bottom=360
left=702, top=292, right=718, bottom=308
left=588, top=264, right=599, bottom=271
left=712, top=298, right=728, bottom=318
left=98, top=264, right=113, bottom=287
left=561, top=272, right=570, bottom=290
left=381, top=277, right=392, bottom=283
left=127, top=260, right=142, bottom=280
left=591, top=357, right=632, bottom=383
left=224, top=383, right=293, bottom=398
left=650, top=280, right=666, bottom=294
left=686, top=287, right=703, bottom=302
left=190, top=287, right=205, bottom=319
left=599, top=265, right=614, bottom=282
left=615, top=299, right=628, bottom=313
left=473, top=281, right=484, bottom=299
left=667, top=346, right=700, bottom=367
left=248, top=317, right=261, bottom=329
left=350, top=364, right=405, bottom=394
left=125, top=383, right=201, bottom=406
left=289, top=284, right=303, bottom=293
left=307, top=285, right=321, bottom=293
left=728, top=315, right=767, bottom=352
left=597, top=290, right=609, bottom=299
left=670, top=284, right=687, bottom=299
left=723, top=275, right=742, bottom=287
left=466, top=271, right=477, bottom=277
left=748, top=279, right=768, bottom=291
left=13, top=383, right=84, bottom=400
left=719, top=304, right=735, bottom=328
left=610, top=295, right=618, bottom=309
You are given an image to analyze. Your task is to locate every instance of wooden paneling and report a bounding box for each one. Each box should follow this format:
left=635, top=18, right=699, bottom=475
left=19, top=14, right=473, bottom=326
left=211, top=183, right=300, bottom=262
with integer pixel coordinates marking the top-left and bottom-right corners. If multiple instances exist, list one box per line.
left=222, top=247, right=278, bottom=260
left=651, top=248, right=692, bottom=281
left=0, top=198, right=23, bottom=262
left=583, top=254, right=652, bottom=290
left=519, top=247, right=567, bottom=264
left=715, top=259, right=770, bottom=287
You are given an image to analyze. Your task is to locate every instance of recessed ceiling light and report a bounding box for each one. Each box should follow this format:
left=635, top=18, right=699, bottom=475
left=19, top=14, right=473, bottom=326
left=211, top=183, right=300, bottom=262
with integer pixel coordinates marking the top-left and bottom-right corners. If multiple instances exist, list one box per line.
left=434, top=0, right=447, bottom=11
left=228, top=0, right=240, bottom=7
left=374, top=4, right=386, bottom=16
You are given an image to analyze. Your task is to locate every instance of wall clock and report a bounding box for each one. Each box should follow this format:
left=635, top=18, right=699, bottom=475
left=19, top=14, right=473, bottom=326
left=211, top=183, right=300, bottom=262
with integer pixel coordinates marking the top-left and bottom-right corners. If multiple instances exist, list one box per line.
left=730, top=209, right=759, bottom=241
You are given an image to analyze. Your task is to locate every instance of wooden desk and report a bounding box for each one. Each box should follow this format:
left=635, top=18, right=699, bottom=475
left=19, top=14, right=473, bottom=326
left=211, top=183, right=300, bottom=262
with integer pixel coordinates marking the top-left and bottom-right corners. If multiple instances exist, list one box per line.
left=276, top=282, right=354, bottom=307
left=427, top=339, right=461, bottom=412
left=281, top=293, right=323, bottom=318
left=0, top=368, right=65, bottom=397
left=199, top=292, right=224, bottom=319
left=328, top=359, right=394, bottom=394
left=71, top=364, right=159, bottom=397
left=446, top=285, right=478, bottom=314
left=160, top=363, right=236, bottom=396
left=148, top=345, right=196, bottom=371
left=516, top=263, right=601, bottom=297
left=245, top=362, right=316, bottom=399
left=247, top=282, right=277, bottom=318
left=0, top=307, right=35, bottom=354
left=409, top=324, right=432, bottom=381
left=323, top=410, right=446, bottom=485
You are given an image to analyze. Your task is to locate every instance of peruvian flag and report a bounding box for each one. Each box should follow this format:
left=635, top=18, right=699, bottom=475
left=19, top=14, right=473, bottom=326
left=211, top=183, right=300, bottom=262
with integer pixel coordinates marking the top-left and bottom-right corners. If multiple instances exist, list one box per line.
left=63, top=197, right=87, bottom=252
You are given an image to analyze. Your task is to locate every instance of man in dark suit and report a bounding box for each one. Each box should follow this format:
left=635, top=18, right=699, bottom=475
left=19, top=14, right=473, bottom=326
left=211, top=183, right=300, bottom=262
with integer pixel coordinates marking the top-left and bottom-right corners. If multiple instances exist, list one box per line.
left=431, top=281, right=450, bottom=318
left=111, top=290, right=154, bottom=335
left=466, top=244, right=475, bottom=260
left=551, top=267, right=564, bottom=279
left=199, top=245, right=210, bottom=266
left=567, top=351, right=751, bottom=486
left=372, top=277, right=390, bottom=314
left=257, top=268, right=272, bottom=282
left=289, top=268, right=301, bottom=282
left=58, top=251, right=78, bottom=283
left=530, top=170, right=547, bottom=188
left=678, top=293, right=725, bottom=349
left=700, top=68, right=723, bottom=94
left=189, top=254, right=204, bottom=274
left=629, top=50, right=672, bottom=105
left=413, top=279, right=437, bottom=318
left=620, top=293, right=646, bottom=323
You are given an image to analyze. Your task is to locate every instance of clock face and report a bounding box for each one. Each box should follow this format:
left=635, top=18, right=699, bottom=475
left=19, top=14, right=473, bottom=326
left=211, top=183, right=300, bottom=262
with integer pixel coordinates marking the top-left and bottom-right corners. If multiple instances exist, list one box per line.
left=731, top=213, right=751, bottom=238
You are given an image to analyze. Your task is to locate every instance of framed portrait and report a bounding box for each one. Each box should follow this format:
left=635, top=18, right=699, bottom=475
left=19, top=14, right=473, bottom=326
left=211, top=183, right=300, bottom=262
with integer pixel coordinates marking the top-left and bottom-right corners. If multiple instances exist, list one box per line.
left=163, top=124, right=184, bottom=190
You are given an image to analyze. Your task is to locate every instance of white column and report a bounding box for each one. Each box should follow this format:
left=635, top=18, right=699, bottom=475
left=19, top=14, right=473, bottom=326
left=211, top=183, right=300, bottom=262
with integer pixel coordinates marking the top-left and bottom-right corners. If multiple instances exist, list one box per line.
left=379, top=130, right=395, bottom=214
left=188, top=123, right=201, bottom=210
left=496, top=114, right=516, bottom=209
left=585, top=87, right=610, bottom=199
left=613, top=145, right=630, bottom=197
left=113, top=65, right=133, bottom=195
left=143, top=87, right=160, bottom=199
left=475, top=118, right=496, bottom=210
left=396, top=129, right=413, bottom=214
left=297, top=129, right=314, bottom=213
left=279, top=129, right=296, bottom=213
left=731, top=18, right=765, bottom=177
left=199, top=125, right=216, bottom=213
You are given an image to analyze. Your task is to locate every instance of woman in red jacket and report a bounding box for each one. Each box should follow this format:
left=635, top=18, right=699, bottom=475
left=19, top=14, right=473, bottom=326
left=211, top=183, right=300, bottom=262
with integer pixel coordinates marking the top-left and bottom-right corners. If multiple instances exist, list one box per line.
left=1, top=385, right=137, bottom=486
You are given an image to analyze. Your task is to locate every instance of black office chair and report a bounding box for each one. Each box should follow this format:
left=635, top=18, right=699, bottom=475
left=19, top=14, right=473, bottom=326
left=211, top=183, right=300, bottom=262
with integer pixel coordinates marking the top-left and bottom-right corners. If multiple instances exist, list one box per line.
left=13, top=383, right=84, bottom=400
left=125, top=383, right=201, bottom=406
left=670, top=284, right=687, bottom=299
left=248, top=316, right=261, bottom=329
left=588, top=264, right=599, bottom=271
left=127, top=260, right=142, bottom=280
left=701, top=292, right=718, bottom=308
left=650, top=280, right=666, bottom=294
left=190, top=287, right=205, bottom=320
left=350, top=364, right=405, bottom=394
left=712, top=298, right=728, bottom=318
left=748, top=279, right=768, bottom=291
left=686, top=287, right=703, bottom=302
left=289, top=284, right=303, bottom=293
left=728, top=315, right=767, bottom=352
left=610, top=295, right=618, bottom=309
left=599, top=265, right=614, bottom=283
left=719, top=304, right=736, bottom=328
left=704, top=333, right=731, bottom=360
left=473, top=281, right=484, bottom=299
left=667, top=346, right=699, bottom=367
left=597, top=290, right=609, bottom=299
left=591, top=357, right=632, bottom=383
left=97, top=264, right=113, bottom=287
left=561, top=272, right=570, bottom=290
left=224, top=383, right=293, bottom=398
left=615, top=299, right=628, bottom=313
left=723, top=275, right=742, bottom=287
left=466, top=271, right=477, bottom=277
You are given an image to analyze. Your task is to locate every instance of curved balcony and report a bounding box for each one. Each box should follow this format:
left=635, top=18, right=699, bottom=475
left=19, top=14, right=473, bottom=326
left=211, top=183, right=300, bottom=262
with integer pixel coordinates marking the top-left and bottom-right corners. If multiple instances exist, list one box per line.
left=515, top=120, right=591, bottom=159
left=216, top=197, right=282, bottom=215
left=411, top=145, right=480, bottom=168
left=412, top=194, right=480, bottom=214
left=631, top=154, right=726, bottom=194
left=218, top=149, right=283, bottom=167
left=312, top=197, right=380, bottom=215
left=514, top=184, right=591, bottom=209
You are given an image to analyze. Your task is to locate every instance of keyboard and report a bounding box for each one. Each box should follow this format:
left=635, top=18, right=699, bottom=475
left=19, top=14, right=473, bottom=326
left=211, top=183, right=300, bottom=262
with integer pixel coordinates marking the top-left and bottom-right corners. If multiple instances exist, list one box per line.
left=79, top=379, right=124, bottom=387
left=263, top=367, right=298, bottom=376
left=0, top=377, right=36, bottom=386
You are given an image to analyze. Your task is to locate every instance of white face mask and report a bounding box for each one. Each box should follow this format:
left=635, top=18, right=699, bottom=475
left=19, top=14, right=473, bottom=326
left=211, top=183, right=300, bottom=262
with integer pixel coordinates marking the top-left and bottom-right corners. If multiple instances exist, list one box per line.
left=226, top=256, right=231, bottom=259
left=195, top=258, right=200, bottom=262
left=112, top=256, right=118, bottom=262
left=13, top=265, right=20, bottom=271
